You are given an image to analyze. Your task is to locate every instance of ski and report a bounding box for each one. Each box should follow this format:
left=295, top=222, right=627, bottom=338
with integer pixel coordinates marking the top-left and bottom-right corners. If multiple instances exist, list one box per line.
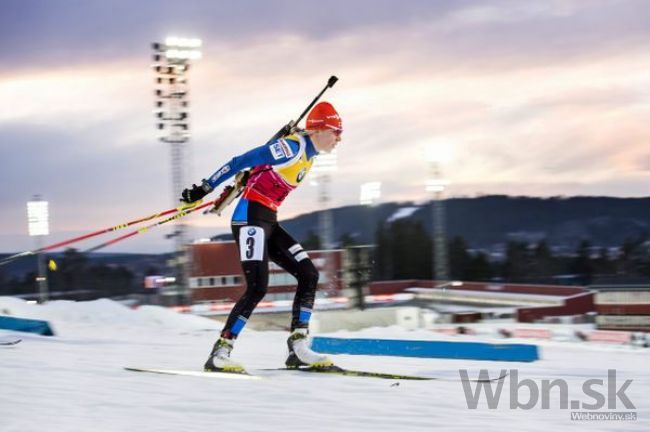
left=125, top=365, right=508, bottom=383
left=124, top=367, right=262, bottom=380
left=263, top=366, right=508, bottom=382
left=277, top=365, right=434, bottom=381
left=0, top=339, right=22, bottom=346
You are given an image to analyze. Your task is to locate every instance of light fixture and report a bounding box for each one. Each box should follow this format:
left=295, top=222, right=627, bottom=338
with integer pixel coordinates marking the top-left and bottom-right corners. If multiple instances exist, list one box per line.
left=151, top=35, right=202, bottom=305
left=165, top=37, right=202, bottom=48
left=312, top=150, right=338, bottom=173
left=360, top=182, right=382, bottom=205
left=27, top=200, right=49, bottom=237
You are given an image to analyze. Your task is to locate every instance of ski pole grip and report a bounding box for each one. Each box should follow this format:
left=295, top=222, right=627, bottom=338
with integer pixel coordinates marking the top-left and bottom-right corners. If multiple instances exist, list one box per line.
left=327, top=76, right=338, bottom=87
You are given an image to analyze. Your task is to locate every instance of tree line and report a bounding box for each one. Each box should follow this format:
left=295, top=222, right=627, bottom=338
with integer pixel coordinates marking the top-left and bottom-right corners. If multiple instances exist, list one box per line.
left=3, top=220, right=649, bottom=300
left=372, top=219, right=650, bottom=285
left=0, top=249, right=141, bottom=300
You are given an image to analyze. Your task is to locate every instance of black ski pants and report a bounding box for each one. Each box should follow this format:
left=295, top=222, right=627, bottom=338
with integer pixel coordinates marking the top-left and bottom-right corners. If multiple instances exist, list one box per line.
left=221, top=200, right=319, bottom=339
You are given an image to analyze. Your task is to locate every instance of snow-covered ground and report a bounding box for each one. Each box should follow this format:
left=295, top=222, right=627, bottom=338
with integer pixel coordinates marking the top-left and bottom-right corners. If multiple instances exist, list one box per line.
left=386, top=206, right=420, bottom=223
left=0, top=297, right=648, bottom=432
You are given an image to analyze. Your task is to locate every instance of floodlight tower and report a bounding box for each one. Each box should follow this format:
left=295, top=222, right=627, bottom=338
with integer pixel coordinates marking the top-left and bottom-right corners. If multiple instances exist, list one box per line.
left=27, top=196, right=49, bottom=303
left=312, top=151, right=338, bottom=249
left=425, top=143, right=451, bottom=283
left=359, top=181, right=382, bottom=206
left=151, top=37, right=202, bottom=304
left=311, top=150, right=338, bottom=295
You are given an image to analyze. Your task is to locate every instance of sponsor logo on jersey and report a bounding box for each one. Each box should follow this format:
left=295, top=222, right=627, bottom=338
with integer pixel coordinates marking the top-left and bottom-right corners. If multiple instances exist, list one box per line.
left=247, top=227, right=256, bottom=236
left=279, top=140, right=295, bottom=158
left=270, top=142, right=285, bottom=160
left=211, top=165, right=231, bottom=182
left=217, top=165, right=230, bottom=177
left=270, top=140, right=296, bottom=160
left=296, top=168, right=307, bottom=183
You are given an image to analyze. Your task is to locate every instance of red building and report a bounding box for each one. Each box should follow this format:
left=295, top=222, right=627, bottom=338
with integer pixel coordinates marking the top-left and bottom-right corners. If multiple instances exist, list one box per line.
left=189, top=241, right=344, bottom=303
left=591, top=285, right=650, bottom=332
left=186, top=242, right=650, bottom=333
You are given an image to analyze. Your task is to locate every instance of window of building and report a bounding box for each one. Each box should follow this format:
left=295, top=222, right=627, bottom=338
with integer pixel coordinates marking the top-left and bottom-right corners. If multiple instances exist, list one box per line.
left=269, top=272, right=298, bottom=286
left=189, top=274, right=244, bottom=288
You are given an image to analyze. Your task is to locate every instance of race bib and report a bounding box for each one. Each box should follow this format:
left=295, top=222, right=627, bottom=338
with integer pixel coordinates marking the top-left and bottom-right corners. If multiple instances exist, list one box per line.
left=239, top=226, right=265, bottom=261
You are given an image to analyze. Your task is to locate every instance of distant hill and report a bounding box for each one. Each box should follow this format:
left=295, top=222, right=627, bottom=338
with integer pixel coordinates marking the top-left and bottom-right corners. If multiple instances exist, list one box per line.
left=215, top=196, right=650, bottom=248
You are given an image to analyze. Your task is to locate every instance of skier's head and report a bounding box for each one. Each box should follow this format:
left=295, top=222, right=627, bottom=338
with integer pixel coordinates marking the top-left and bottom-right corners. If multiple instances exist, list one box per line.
left=306, top=101, right=342, bottom=154
left=306, top=101, right=342, bottom=132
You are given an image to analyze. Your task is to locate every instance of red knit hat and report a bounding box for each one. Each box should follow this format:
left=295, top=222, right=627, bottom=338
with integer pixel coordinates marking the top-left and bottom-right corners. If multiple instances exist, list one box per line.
left=305, top=101, right=342, bottom=132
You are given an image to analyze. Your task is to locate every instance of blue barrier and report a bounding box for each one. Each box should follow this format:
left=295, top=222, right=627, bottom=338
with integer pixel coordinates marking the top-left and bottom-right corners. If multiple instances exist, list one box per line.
left=0, top=315, right=55, bottom=336
left=312, top=337, right=538, bottom=362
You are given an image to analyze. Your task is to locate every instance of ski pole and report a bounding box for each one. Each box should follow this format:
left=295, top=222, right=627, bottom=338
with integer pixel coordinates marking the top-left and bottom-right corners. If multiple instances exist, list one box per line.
left=0, top=201, right=203, bottom=266
left=265, top=75, right=339, bottom=144
left=83, top=199, right=214, bottom=253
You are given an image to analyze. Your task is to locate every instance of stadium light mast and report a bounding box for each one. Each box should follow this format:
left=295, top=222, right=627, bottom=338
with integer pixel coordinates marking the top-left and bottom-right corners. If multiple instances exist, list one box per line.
left=311, top=150, right=338, bottom=295
left=424, top=142, right=452, bottom=284
left=27, top=196, right=49, bottom=303
left=359, top=181, right=382, bottom=206
left=151, top=36, right=202, bottom=305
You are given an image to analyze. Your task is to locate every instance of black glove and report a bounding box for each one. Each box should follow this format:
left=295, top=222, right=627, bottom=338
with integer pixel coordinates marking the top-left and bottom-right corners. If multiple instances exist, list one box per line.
left=180, top=180, right=213, bottom=203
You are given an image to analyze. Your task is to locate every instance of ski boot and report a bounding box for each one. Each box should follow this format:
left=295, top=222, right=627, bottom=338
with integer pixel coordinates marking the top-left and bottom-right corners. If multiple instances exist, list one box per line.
left=204, top=337, right=246, bottom=374
left=285, top=328, right=334, bottom=369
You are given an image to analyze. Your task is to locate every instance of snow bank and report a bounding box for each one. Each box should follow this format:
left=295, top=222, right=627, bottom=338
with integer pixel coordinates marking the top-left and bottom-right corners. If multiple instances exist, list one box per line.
left=1, top=297, right=648, bottom=432
left=386, top=206, right=419, bottom=222
left=0, top=297, right=222, bottom=335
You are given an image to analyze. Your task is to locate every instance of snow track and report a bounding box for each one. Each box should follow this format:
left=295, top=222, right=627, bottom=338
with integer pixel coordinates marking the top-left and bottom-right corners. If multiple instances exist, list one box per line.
left=0, top=297, right=647, bottom=431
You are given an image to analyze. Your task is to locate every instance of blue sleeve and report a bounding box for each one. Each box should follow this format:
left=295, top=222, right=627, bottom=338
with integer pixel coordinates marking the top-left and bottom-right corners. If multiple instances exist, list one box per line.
left=205, top=138, right=301, bottom=189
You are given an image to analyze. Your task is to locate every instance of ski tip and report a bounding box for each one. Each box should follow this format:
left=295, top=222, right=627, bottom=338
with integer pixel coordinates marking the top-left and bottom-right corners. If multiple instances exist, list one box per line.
left=124, top=367, right=262, bottom=380
left=282, top=365, right=435, bottom=381
left=469, top=371, right=510, bottom=383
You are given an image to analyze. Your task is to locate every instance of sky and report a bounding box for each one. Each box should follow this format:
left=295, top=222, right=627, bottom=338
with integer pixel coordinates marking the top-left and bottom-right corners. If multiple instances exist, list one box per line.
left=1, top=0, right=649, bottom=253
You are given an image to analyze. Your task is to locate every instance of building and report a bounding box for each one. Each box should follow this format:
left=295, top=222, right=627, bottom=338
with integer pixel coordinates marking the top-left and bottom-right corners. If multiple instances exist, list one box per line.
left=189, top=241, right=344, bottom=303
left=591, top=284, right=650, bottom=332
left=186, top=243, right=650, bottom=333
left=378, top=279, right=595, bottom=323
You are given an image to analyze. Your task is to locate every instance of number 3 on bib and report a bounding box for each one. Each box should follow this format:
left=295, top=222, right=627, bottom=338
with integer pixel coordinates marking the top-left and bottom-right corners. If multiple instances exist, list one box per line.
left=239, top=226, right=264, bottom=261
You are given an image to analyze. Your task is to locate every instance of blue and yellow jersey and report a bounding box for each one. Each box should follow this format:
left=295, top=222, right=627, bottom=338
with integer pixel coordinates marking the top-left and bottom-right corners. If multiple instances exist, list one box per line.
left=205, top=133, right=319, bottom=215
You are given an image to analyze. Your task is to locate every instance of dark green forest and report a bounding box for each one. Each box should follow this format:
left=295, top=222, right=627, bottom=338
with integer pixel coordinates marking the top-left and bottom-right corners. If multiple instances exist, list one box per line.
left=372, top=218, right=650, bottom=285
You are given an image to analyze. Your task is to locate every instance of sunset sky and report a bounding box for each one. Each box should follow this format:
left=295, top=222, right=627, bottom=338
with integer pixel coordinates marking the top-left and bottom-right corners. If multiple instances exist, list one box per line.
left=1, top=0, right=649, bottom=253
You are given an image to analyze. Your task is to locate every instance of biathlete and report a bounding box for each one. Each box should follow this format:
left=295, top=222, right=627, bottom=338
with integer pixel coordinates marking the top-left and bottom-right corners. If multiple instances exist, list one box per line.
left=180, top=101, right=342, bottom=373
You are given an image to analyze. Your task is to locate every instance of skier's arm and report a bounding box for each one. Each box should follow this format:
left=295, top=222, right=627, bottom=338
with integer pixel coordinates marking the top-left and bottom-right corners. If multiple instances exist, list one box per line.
left=205, top=144, right=276, bottom=189
left=180, top=139, right=299, bottom=203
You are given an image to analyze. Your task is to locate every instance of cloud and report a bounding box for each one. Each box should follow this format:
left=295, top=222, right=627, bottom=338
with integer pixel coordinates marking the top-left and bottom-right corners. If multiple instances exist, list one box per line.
left=4, top=0, right=650, bottom=74
left=2, top=0, right=650, bottom=252
left=0, top=0, right=472, bottom=73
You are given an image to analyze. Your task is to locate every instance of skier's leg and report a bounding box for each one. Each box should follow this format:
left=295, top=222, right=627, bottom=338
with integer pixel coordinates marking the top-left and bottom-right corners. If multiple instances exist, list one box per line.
left=268, top=226, right=319, bottom=331
left=268, top=226, right=331, bottom=368
left=221, top=222, right=271, bottom=339
left=204, top=219, right=271, bottom=372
